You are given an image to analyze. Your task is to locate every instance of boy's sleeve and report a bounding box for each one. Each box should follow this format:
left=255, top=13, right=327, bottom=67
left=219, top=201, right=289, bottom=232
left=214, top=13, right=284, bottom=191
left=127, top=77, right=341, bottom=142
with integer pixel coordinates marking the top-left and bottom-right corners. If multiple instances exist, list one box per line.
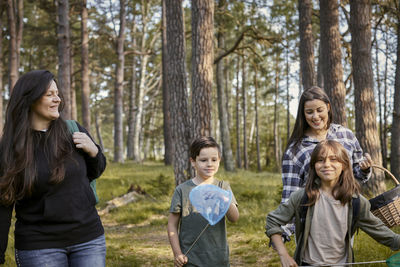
left=169, top=187, right=182, bottom=214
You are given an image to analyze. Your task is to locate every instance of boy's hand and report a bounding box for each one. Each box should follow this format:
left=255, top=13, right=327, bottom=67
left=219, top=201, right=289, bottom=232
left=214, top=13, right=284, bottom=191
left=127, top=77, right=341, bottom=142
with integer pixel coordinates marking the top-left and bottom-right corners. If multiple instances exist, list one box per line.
left=174, top=254, right=188, bottom=267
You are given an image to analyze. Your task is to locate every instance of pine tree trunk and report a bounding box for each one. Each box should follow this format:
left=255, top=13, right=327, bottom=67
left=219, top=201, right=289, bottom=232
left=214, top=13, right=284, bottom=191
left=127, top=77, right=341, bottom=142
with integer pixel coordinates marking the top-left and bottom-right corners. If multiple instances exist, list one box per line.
left=216, top=0, right=234, bottom=171
left=350, top=0, right=385, bottom=194
left=165, top=0, right=191, bottom=185
left=95, top=111, right=104, bottom=150
left=81, top=0, right=91, bottom=130
left=319, top=0, right=346, bottom=125
left=70, top=52, right=77, bottom=120
left=236, top=58, right=242, bottom=169
left=242, top=56, right=248, bottom=170
left=113, top=0, right=126, bottom=163
left=0, top=6, right=3, bottom=132
left=162, top=0, right=174, bottom=165
left=391, top=6, right=400, bottom=181
left=299, top=0, right=315, bottom=90
left=274, top=53, right=281, bottom=170
left=191, top=0, right=214, bottom=138
left=254, top=68, right=261, bottom=172
left=16, top=0, right=22, bottom=70
left=57, top=0, right=71, bottom=119
left=127, top=22, right=137, bottom=160
left=7, top=0, right=18, bottom=91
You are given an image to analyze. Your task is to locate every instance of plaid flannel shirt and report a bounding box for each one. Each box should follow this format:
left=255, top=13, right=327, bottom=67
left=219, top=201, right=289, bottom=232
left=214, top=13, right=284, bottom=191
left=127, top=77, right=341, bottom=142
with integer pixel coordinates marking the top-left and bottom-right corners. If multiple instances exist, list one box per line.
left=281, top=123, right=371, bottom=204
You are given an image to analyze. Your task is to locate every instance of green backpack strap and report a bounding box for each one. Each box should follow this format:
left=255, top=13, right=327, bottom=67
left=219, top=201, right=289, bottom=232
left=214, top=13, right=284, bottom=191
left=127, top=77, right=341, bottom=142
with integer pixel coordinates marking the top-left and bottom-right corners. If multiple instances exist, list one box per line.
left=65, top=120, right=99, bottom=204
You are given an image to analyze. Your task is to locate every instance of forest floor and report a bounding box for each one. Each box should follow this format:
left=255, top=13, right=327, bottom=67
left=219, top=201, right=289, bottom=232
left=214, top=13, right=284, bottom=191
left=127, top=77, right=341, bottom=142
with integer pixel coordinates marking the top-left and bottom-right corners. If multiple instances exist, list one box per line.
left=4, top=161, right=398, bottom=266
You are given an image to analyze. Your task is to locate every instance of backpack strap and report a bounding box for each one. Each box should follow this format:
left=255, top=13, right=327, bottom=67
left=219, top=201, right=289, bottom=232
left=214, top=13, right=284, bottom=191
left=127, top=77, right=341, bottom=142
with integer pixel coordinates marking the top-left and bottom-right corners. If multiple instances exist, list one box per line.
left=299, top=192, right=308, bottom=233
left=66, top=120, right=79, bottom=134
left=351, top=196, right=360, bottom=235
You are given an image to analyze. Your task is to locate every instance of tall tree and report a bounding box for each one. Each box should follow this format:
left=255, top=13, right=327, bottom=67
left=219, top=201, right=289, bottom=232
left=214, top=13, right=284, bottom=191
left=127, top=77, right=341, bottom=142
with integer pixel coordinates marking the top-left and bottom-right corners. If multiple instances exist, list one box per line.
left=161, top=0, right=173, bottom=165
left=215, top=0, right=235, bottom=171
left=254, top=64, right=261, bottom=172
left=56, top=0, right=72, bottom=119
left=242, top=55, right=248, bottom=170
left=391, top=3, right=400, bottom=180
left=0, top=3, right=3, bottom=131
left=127, top=20, right=137, bottom=160
left=235, top=57, right=242, bottom=169
left=6, top=0, right=19, bottom=91
left=191, top=0, right=214, bottom=138
left=298, top=0, right=315, bottom=90
left=319, top=0, right=347, bottom=125
left=165, top=0, right=191, bottom=185
left=350, top=0, right=385, bottom=194
left=114, top=0, right=126, bottom=163
left=81, top=0, right=90, bottom=130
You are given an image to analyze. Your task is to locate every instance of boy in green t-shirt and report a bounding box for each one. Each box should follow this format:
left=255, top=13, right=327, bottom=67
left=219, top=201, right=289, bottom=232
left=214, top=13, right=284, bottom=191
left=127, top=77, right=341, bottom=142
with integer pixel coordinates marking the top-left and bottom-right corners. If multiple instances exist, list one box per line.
left=167, top=136, right=239, bottom=267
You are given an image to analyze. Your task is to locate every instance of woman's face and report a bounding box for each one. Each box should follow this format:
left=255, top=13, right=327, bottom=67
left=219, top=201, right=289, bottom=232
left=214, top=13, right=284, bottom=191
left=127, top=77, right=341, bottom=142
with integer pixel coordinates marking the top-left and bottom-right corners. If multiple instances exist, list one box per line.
left=31, top=80, right=61, bottom=126
left=303, top=99, right=330, bottom=133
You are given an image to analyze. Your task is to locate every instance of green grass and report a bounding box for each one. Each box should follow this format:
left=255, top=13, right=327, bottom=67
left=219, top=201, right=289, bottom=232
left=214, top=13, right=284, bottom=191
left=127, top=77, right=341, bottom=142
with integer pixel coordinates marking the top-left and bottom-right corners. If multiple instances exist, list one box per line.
left=4, top=161, right=400, bottom=266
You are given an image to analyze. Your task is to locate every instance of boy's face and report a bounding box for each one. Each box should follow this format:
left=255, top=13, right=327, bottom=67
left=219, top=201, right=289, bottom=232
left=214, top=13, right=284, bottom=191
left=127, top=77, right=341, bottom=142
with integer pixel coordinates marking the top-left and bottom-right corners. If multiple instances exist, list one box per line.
left=190, top=147, right=220, bottom=181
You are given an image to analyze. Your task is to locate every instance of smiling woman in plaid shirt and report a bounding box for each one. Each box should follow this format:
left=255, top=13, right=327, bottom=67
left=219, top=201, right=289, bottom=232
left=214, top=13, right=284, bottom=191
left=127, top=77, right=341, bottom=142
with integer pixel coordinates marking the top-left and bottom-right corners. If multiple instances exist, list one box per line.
left=279, top=86, right=373, bottom=239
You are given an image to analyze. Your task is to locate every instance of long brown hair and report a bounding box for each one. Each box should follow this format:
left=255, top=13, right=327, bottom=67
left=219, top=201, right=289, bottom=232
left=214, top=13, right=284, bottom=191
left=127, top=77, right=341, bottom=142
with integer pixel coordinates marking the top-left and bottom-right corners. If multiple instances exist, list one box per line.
left=285, top=86, right=332, bottom=153
left=305, top=140, right=360, bottom=206
left=0, top=70, right=74, bottom=206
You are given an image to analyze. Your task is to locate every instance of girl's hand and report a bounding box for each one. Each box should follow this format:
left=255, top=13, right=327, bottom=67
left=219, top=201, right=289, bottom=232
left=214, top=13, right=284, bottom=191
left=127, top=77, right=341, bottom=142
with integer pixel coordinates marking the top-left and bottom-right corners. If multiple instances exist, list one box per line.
left=72, top=132, right=99, bottom=158
left=360, top=153, right=373, bottom=170
left=279, top=254, right=298, bottom=267
left=174, top=254, right=188, bottom=267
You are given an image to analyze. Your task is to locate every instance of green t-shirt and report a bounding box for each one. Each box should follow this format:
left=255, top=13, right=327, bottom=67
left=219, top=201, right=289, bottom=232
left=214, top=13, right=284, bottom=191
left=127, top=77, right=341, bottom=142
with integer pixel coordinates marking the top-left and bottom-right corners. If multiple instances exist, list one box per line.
left=169, top=179, right=237, bottom=267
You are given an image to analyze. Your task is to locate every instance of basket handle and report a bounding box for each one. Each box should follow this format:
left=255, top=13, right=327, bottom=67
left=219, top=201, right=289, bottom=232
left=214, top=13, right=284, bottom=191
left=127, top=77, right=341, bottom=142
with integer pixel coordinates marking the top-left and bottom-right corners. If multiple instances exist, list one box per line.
left=371, top=164, right=399, bottom=185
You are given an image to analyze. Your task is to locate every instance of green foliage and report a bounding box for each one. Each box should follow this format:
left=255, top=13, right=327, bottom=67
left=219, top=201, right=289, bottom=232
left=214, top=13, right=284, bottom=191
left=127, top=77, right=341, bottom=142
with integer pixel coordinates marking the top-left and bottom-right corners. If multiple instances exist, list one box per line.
left=146, top=173, right=174, bottom=197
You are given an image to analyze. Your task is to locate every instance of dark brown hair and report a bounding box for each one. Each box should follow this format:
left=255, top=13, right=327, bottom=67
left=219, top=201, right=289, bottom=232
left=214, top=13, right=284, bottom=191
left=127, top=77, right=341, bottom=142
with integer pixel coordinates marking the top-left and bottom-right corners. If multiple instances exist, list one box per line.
left=285, top=86, right=332, bottom=152
left=190, top=136, right=221, bottom=160
left=0, top=70, right=74, bottom=206
left=305, top=140, right=360, bottom=206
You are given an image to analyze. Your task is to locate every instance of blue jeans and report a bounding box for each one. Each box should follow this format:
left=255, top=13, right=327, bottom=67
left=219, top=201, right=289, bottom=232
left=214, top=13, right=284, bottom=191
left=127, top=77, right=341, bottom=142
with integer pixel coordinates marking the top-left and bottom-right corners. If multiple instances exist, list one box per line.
left=15, top=234, right=106, bottom=267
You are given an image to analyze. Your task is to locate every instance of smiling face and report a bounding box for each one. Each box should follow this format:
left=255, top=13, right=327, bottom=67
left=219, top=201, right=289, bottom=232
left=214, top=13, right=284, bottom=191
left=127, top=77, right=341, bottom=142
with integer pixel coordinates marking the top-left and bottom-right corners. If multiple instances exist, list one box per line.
left=315, top=148, right=343, bottom=188
left=31, top=80, right=61, bottom=129
left=190, top=147, right=221, bottom=181
left=304, top=99, right=330, bottom=133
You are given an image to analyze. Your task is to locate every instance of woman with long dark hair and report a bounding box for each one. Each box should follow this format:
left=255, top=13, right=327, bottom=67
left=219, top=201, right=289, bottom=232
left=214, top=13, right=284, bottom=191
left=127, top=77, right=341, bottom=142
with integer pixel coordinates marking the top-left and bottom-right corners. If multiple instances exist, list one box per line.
left=279, top=86, right=372, bottom=239
left=0, top=70, right=106, bottom=266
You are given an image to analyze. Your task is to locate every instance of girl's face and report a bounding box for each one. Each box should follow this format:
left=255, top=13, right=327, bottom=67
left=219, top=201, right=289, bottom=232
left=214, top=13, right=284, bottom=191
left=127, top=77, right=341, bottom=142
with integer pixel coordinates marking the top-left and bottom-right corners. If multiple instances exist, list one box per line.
left=304, top=99, right=330, bottom=133
left=190, top=147, right=220, bottom=181
left=315, top=148, right=343, bottom=187
left=31, top=80, right=61, bottom=126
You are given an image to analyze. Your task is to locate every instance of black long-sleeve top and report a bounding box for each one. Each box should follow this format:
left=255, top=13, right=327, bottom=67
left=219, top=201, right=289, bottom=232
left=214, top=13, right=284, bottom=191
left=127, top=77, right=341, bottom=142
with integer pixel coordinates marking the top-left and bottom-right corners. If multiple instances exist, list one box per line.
left=0, top=122, right=106, bottom=264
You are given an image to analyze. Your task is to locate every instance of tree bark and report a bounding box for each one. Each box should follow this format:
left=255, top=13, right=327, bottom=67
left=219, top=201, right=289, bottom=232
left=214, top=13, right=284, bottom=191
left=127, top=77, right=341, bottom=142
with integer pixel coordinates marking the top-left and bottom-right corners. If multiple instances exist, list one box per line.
left=0, top=5, right=3, bottom=132
left=161, top=0, right=174, bottom=165
left=70, top=51, right=77, bottom=120
left=319, top=0, right=346, bottom=125
left=350, top=0, right=385, bottom=194
left=274, top=53, right=281, bottom=171
left=81, top=0, right=91, bottom=130
left=56, top=0, right=72, bottom=119
left=165, top=0, right=191, bottom=185
left=191, top=0, right=214, bottom=138
left=216, top=0, right=234, bottom=171
left=236, top=57, right=242, bottom=169
left=6, top=0, right=18, bottom=91
left=298, top=0, right=315, bottom=90
left=391, top=4, right=400, bottom=181
left=113, top=0, right=126, bottom=163
left=242, top=56, right=248, bottom=170
left=16, top=0, right=22, bottom=70
left=127, top=21, right=137, bottom=160
left=254, top=67, right=261, bottom=172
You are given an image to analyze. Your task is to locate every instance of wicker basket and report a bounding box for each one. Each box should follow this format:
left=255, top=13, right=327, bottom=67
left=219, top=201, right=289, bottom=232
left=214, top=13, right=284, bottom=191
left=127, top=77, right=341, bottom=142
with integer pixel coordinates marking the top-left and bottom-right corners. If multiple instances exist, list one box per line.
left=369, top=165, right=400, bottom=228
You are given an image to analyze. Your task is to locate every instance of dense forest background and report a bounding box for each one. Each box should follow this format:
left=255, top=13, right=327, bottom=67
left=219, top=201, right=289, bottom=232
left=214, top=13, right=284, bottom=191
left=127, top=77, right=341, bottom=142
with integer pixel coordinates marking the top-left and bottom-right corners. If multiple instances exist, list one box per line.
left=2, top=0, right=400, bottom=194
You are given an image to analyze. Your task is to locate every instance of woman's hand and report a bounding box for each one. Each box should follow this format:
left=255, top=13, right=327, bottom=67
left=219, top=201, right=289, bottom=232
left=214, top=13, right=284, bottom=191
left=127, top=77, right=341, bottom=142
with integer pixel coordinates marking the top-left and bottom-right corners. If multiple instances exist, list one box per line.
left=360, top=153, right=373, bottom=170
left=72, top=132, right=99, bottom=158
left=174, top=254, right=188, bottom=267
